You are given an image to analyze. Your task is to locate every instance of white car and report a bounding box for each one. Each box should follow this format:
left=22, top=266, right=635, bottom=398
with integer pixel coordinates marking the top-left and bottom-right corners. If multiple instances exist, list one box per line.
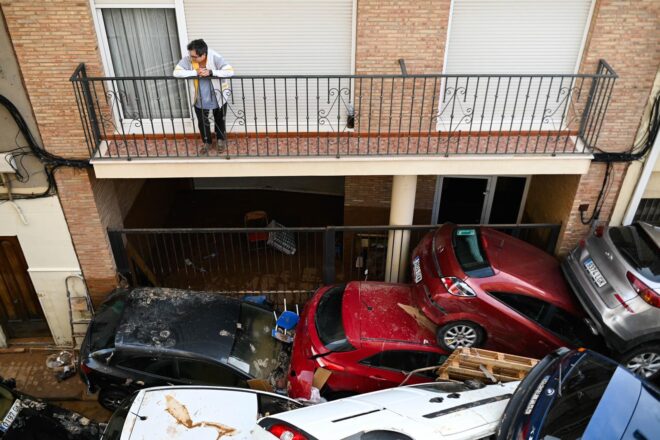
left=101, top=386, right=301, bottom=440
left=252, top=380, right=520, bottom=440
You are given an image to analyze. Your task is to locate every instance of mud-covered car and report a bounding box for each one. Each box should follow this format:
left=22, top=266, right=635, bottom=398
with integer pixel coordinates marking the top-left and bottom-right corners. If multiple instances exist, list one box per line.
left=102, top=386, right=301, bottom=440
left=80, top=288, right=289, bottom=410
left=0, top=379, right=102, bottom=440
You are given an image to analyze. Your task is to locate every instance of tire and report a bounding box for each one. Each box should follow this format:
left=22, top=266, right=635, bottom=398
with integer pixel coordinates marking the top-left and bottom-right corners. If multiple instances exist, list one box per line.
left=619, top=344, right=660, bottom=378
left=98, top=388, right=129, bottom=411
left=436, top=321, right=484, bottom=351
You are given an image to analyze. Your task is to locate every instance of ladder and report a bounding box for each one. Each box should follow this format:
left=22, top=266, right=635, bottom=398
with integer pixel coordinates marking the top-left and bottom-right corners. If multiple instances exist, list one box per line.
left=66, top=275, right=94, bottom=348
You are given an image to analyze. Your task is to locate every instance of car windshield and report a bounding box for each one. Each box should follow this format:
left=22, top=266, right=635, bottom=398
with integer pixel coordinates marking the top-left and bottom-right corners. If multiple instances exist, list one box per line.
left=88, top=294, right=126, bottom=352
left=230, top=302, right=287, bottom=379
left=0, top=386, right=15, bottom=419
left=315, top=285, right=354, bottom=351
left=101, top=394, right=135, bottom=440
left=609, top=224, right=660, bottom=282
left=538, top=355, right=617, bottom=439
left=452, top=228, right=494, bottom=278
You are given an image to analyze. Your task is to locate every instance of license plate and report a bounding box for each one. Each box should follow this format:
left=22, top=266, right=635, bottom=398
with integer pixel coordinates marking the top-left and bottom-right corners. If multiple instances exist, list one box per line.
left=413, top=257, right=423, bottom=283
left=0, top=399, right=22, bottom=432
left=583, top=258, right=607, bottom=288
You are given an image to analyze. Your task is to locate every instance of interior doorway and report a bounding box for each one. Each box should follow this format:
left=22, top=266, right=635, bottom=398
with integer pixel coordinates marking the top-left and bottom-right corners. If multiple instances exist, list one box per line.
left=432, top=176, right=529, bottom=225
left=0, top=237, right=50, bottom=339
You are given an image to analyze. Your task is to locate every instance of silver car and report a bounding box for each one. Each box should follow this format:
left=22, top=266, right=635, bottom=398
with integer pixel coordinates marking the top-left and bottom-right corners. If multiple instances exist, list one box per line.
left=562, top=222, right=660, bottom=377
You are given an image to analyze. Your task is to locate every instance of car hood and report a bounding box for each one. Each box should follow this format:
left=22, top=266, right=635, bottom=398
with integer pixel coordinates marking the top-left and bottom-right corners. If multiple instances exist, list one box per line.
left=352, top=282, right=437, bottom=345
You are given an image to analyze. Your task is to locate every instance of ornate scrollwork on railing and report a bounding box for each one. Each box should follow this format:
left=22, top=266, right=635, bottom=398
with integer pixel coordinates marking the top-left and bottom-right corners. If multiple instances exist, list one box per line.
left=435, top=86, right=473, bottom=134
left=318, top=86, right=354, bottom=132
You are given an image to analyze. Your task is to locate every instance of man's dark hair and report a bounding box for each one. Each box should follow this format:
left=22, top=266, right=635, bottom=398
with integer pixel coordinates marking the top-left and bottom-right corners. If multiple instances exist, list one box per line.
left=187, top=39, right=208, bottom=56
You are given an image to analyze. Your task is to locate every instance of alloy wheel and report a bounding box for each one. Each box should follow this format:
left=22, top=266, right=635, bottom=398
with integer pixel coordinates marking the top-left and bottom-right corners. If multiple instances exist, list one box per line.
left=626, top=352, right=660, bottom=377
left=443, top=324, right=478, bottom=349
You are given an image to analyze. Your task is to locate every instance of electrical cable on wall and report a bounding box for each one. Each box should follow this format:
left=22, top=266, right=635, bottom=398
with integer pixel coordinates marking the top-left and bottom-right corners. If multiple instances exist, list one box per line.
left=581, top=92, right=660, bottom=225
left=0, top=94, right=91, bottom=201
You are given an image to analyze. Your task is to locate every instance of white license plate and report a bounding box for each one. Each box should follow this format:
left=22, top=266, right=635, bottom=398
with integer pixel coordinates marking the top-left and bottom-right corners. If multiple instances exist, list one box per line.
left=0, top=399, right=22, bottom=432
left=413, top=257, right=423, bottom=283
left=583, top=258, right=607, bottom=288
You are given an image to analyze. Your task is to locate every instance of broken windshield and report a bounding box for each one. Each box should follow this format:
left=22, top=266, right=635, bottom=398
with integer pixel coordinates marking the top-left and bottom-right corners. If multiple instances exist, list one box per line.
left=230, top=303, right=289, bottom=385
left=88, top=294, right=126, bottom=352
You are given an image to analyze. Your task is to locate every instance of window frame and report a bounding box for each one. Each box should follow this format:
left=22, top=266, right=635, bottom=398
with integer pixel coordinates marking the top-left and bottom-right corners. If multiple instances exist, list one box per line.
left=89, top=0, right=194, bottom=135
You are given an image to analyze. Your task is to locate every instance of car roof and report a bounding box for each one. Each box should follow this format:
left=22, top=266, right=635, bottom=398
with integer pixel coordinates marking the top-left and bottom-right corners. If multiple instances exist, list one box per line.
left=637, top=222, right=660, bottom=248
left=114, top=288, right=242, bottom=362
left=343, top=282, right=437, bottom=347
left=124, top=386, right=298, bottom=440
left=263, top=381, right=520, bottom=439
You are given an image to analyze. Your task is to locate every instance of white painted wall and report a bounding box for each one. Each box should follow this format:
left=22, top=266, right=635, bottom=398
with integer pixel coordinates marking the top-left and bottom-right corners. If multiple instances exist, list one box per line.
left=0, top=196, right=82, bottom=346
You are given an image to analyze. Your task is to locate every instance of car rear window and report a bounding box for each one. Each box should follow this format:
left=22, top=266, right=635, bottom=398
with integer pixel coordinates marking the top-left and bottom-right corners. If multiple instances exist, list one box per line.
left=315, top=285, right=354, bottom=351
left=452, top=228, right=494, bottom=278
left=609, top=224, right=660, bottom=282
left=88, top=294, right=126, bottom=352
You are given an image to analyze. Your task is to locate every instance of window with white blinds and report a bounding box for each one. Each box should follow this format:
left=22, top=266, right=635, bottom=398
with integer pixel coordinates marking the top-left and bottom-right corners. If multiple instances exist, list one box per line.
left=439, top=0, right=594, bottom=132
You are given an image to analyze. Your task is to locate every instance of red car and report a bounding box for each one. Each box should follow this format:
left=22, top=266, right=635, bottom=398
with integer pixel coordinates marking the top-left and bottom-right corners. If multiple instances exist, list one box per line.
left=288, top=282, right=448, bottom=400
left=411, top=223, right=600, bottom=358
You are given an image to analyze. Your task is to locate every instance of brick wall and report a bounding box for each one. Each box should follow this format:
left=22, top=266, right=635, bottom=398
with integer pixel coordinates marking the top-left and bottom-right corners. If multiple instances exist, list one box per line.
left=558, top=161, right=629, bottom=255
left=1, top=1, right=118, bottom=303
left=55, top=168, right=118, bottom=304
left=579, top=0, right=660, bottom=152
left=355, top=0, right=450, bottom=75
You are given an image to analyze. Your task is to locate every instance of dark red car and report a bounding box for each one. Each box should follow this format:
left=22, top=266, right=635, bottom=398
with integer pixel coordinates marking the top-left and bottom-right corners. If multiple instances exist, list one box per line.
left=288, top=282, right=448, bottom=400
left=411, top=223, right=600, bottom=358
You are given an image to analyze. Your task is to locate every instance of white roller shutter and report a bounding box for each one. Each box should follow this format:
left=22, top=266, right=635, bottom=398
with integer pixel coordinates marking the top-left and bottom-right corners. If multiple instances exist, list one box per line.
left=183, top=0, right=354, bottom=132
left=439, top=0, right=594, bottom=131
left=445, top=0, right=593, bottom=75
left=184, top=0, right=353, bottom=75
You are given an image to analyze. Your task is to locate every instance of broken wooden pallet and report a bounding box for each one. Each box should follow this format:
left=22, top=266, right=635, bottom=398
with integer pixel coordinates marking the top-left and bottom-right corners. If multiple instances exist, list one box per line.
left=437, top=347, right=539, bottom=383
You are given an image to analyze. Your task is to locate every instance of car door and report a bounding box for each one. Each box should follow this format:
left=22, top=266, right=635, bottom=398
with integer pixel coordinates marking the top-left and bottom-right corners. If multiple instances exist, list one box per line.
left=115, top=355, right=184, bottom=388
left=487, top=292, right=571, bottom=357
left=359, top=350, right=447, bottom=390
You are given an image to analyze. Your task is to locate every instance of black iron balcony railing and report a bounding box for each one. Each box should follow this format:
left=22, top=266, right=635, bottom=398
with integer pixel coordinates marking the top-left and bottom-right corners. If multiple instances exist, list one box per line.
left=71, top=61, right=616, bottom=160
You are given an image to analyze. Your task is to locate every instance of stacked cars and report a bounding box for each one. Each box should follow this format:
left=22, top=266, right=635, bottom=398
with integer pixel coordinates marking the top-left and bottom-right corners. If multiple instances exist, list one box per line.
left=563, top=222, right=660, bottom=377
left=74, top=222, right=658, bottom=439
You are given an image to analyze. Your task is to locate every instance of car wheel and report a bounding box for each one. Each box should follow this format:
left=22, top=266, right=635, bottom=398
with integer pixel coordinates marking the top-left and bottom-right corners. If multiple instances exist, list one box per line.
left=620, top=345, right=660, bottom=378
left=98, top=388, right=129, bottom=411
left=436, top=321, right=484, bottom=351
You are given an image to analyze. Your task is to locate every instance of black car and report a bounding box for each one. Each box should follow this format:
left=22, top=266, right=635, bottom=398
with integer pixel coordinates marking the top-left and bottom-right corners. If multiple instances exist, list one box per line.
left=79, top=288, right=289, bottom=410
left=497, top=348, right=660, bottom=440
left=0, top=378, right=102, bottom=440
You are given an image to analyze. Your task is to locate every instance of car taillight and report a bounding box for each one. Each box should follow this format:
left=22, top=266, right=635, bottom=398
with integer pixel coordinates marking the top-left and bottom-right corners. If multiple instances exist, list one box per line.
left=267, top=423, right=309, bottom=440
left=614, top=293, right=634, bottom=313
left=579, top=239, right=586, bottom=249
left=441, top=277, right=476, bottom=297
left=594, top=225, right=605, bottom=237
left=80, top=362, right=92, bottom=375
left=627, top=272, right=660, bottom=308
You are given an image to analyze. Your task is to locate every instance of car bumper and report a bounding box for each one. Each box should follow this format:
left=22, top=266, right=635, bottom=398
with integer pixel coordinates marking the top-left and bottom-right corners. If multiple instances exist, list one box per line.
left=562, top=252, right=629, bottom=353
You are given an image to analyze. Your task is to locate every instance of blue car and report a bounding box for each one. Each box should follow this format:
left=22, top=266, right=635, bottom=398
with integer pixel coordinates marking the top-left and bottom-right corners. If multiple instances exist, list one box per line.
left=497, top=348, right=660, bottom=440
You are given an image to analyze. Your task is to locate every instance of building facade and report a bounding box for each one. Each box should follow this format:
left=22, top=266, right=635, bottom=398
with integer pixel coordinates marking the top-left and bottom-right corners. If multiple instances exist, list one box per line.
left=0, top=0, right=658, bottom=345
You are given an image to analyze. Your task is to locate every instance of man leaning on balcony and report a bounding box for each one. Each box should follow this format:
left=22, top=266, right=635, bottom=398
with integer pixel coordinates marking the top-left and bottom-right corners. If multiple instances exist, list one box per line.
left=174, top=39, right=234, bottom=155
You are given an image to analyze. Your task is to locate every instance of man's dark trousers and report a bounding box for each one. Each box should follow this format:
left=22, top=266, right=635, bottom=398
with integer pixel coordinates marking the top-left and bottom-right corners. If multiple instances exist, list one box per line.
left=194, top=103, right=227, bottom=144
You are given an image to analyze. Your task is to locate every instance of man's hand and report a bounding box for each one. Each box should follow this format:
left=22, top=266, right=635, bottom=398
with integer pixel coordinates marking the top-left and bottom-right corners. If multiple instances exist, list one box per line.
left=197, top=68, right=211, bottom=77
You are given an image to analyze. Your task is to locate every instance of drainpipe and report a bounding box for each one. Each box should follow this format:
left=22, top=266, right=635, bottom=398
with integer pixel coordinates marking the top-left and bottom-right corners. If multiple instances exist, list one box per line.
left=385, top=175, right=417, bottom=283
left=622, top=130, right=660, bottom=225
